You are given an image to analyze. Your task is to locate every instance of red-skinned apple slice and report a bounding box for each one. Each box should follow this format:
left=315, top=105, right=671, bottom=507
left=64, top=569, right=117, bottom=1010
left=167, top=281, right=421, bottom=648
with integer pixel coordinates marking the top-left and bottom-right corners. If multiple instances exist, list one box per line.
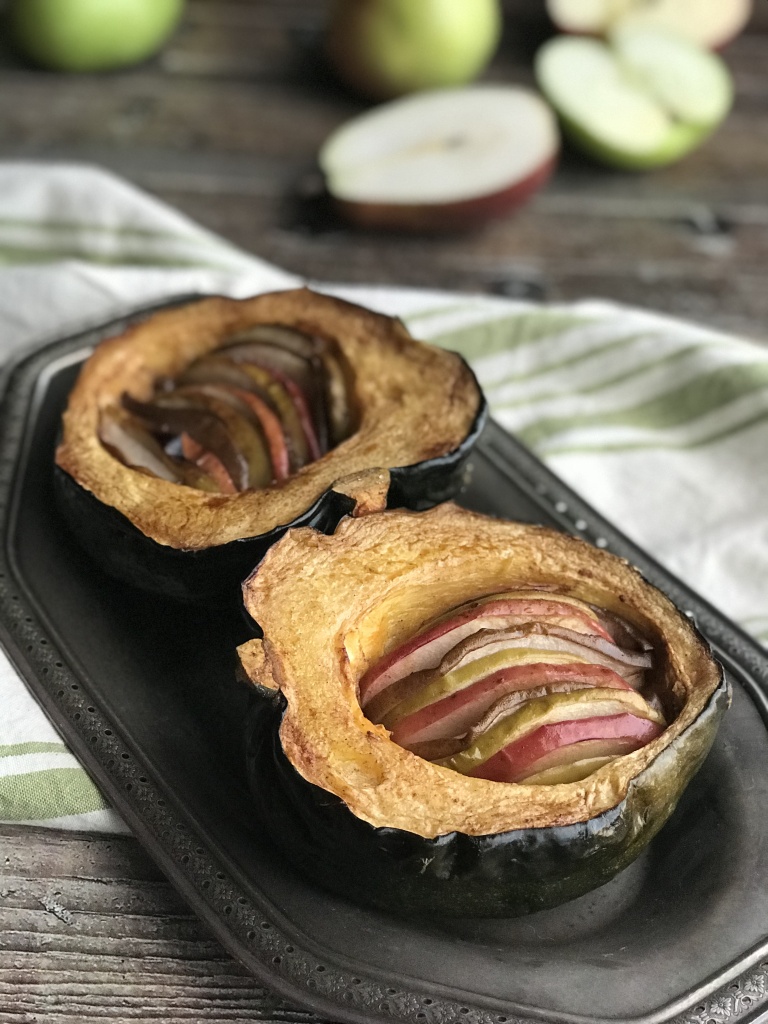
left=546, top=0, right=752, bottom=51
left=319, top=85, right=560, bottom=233
left=222, top=340, right=328, bottom=451
left=358, top=592, right=614, bottom=706
left=236, top=364, right=310, bottom=471
left=377, top=629, right=650, bottom=727
left=228, top=388, right=291, bottom=481
left=121, top=393, right=249, bottom=491
left=368, top=647, right=587, bottom=725
left=389, top=662, right=633, bottom=750
left=181, top=352, right=324, bottom=463
left=180, top=434, right=238, bottom=494
left=230, top=326, right=348, bottom=449
left=435, top=624, right=651, bottom=678
left=166, top=389, right=272, bottom=490
left=173, top=382, right=291, bottom=483
left=468, top=715, right=663, bottom=784
left=438, top=688, right=664, bottom=780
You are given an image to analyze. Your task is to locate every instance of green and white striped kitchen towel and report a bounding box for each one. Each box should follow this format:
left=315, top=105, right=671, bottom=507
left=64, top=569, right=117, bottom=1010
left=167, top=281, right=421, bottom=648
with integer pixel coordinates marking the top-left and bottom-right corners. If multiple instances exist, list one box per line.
left=1, top=162, right=766, bottom=833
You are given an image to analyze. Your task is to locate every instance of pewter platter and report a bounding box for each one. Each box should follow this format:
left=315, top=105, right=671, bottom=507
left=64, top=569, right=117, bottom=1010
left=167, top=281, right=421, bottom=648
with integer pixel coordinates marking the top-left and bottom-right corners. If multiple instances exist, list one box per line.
left=1, top=304, right=768, bottom=1024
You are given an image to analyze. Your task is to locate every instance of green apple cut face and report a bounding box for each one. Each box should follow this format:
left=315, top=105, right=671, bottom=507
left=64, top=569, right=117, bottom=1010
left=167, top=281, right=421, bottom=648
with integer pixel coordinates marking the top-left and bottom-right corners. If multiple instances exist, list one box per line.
left=9, top=0, right=185, bottom=73
left=535, top=27, right=733, bottom=170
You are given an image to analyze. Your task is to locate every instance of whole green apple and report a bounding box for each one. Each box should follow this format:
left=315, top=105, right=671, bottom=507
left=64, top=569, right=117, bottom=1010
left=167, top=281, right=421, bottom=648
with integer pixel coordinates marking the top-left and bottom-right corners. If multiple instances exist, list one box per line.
left=325, top=0, right=502, bottom=100
left=9, top=0, right=185, bottom=73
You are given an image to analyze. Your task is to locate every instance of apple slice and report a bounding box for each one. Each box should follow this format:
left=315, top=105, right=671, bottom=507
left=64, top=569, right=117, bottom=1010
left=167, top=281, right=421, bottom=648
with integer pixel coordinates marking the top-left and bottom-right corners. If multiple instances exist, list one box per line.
left=469, top=716, right=663, bottom=784
left=226, top=326, right=351, bottom=447
left=174, top=383, right=291, bottom=483
left=121, top=393, right=250, bottom=491
left=370, top=646, right=587, bottom=725
left=159, top=390, right=273, bottom=490
left=318, top=85, right=559, bottom=232
left=223, top=346, right=327, bottom=461
left=535, top=28, right=733, bottom=170
left=438, top=688, right=664, bottom=780
left=358, top=591, right=614, bottom=706
left=546, top=0, right=753, bottom=52
left=180, top=433, right=238, bottom=494
left=390, top=662, right=633, bottom=750
left=518, top=753, right=618, bottom=786
left=382, top=639, right=651, bottom=731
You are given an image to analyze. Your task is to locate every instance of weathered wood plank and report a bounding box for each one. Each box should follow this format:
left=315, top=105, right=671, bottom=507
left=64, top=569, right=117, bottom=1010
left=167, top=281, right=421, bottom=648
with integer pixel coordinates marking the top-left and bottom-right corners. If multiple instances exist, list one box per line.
left=0, top=827, right=312, bottom=1022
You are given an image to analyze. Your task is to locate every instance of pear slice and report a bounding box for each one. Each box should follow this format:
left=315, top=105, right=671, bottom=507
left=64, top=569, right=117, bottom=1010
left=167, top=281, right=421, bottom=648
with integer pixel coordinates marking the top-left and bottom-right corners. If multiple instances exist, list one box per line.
left=535, top=27, right=733, bottom=169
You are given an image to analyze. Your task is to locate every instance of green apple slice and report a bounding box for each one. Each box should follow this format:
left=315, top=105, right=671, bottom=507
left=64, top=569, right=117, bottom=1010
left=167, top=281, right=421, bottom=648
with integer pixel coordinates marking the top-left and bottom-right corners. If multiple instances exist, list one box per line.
left=521, top=754, right=617, bottom=786
left=438, top=687, right=663, bottom=776
left=535, top=28, right=733, bottom=169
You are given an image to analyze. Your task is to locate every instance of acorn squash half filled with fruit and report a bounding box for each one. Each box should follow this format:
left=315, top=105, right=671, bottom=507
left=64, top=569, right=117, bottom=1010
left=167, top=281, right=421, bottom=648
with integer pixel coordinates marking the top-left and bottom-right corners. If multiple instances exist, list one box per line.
left=239, top=503, right=728, bottom=918
left=55, top=289, right=485, bottom=600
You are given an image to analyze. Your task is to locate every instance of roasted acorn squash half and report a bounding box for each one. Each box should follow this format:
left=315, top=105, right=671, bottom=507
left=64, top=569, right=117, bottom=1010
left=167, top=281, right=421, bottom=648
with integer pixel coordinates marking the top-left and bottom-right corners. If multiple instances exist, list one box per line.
left=239, top=503, right=728, bottom=918
left=54, top=289, right=485, bottom=600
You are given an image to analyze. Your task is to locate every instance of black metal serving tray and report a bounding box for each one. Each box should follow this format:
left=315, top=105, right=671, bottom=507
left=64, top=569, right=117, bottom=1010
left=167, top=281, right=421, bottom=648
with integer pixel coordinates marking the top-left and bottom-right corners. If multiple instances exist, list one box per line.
left=2, top=303, right=768, bottom=1024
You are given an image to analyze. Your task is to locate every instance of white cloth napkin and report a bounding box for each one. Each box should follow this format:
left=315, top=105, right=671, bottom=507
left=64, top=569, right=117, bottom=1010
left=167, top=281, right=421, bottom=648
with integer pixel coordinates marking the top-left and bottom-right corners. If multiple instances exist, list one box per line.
left=1, top=161, right=766, bottom=833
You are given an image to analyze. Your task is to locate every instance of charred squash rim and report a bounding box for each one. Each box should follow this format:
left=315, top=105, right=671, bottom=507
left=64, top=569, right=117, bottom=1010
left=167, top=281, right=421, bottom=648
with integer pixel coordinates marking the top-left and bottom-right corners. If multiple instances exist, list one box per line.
left=238, top=503, right=727, bottom=839
left=55, top=289, right=485, bottom=551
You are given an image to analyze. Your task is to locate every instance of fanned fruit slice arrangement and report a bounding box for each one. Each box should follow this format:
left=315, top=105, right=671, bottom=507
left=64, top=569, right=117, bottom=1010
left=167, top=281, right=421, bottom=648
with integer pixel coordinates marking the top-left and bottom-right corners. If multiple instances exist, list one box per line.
left=99, top=324, right=351, bottom=493
left=360, top=590, right=664, bottom=785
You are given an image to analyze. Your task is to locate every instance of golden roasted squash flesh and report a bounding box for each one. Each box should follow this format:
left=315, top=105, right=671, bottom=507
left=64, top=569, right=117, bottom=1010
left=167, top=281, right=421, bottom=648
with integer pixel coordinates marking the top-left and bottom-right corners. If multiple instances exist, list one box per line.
left=56, top=289, right=483, bottom=550
left=238, top=504, right=725, bottom=839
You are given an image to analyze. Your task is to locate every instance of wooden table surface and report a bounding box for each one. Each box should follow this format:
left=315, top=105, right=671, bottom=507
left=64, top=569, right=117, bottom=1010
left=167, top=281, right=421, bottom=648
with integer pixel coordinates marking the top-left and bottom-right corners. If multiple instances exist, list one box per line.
left=0, top=1, right=766, bottom=1020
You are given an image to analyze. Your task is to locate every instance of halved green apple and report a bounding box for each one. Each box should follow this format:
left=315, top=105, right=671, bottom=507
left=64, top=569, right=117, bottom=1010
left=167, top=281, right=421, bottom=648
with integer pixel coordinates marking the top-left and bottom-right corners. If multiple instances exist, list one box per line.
left=546, top=0, right=752, bottom=51
left=535, top=27, right=733, bottom=170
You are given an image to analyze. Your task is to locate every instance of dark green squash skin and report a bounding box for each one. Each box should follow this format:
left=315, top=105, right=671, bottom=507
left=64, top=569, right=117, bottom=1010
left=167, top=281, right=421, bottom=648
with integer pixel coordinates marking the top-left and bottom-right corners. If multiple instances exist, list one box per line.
left=54, top=464, right=355, bottom=604
left=245, top=670, right=729, bottom=919
left=53, top=397, right=488, bottom=603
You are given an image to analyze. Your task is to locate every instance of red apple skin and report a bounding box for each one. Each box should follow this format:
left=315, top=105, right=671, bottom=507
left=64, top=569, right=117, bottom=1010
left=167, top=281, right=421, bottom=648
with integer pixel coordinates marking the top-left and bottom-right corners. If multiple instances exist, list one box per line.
left=469, top=713, right=663, bottom=783
left=331, top=155, right=557, bottom=234
left=237, top=358, right=323, bottom=461
left=229, top=387, right=291, bottom=482
left=390, top=662, right=633, bottom=749
left=359, top=592, right=612, bottom=706
left=180, top=434, right=237, bottom=494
